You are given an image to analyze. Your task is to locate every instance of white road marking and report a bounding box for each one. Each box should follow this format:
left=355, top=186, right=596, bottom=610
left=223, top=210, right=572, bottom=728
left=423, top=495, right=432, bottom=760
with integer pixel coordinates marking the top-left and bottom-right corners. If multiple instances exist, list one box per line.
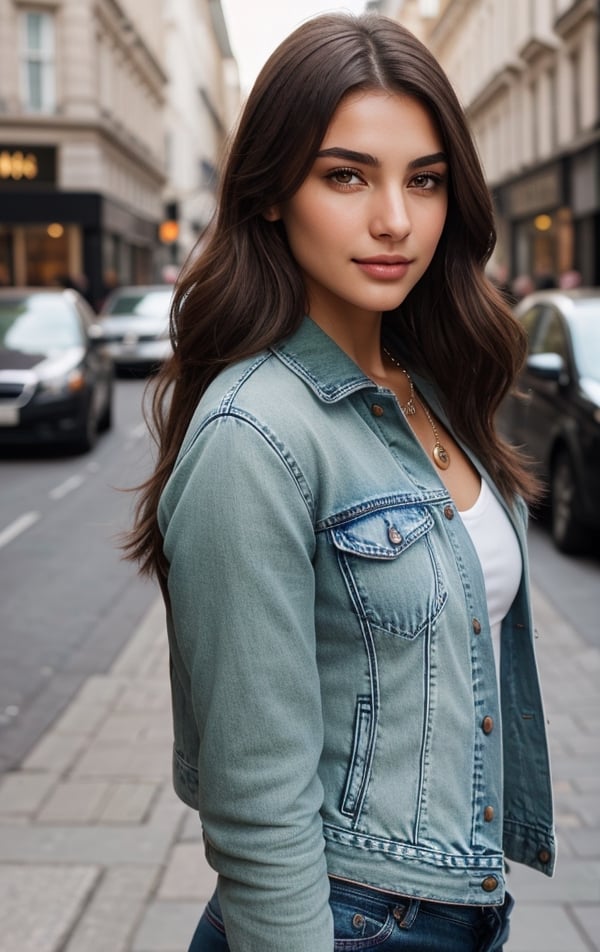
left=0, top=511, right=40, bottom=550
left=48, top=473, right=86, bottom=500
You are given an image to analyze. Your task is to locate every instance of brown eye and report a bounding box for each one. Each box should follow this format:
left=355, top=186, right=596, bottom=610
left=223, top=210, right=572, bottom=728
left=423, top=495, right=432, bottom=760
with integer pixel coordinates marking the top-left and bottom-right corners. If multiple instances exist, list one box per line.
left=328, top=168, right=362, bottom=186
left=410, top=172, right=444, bottom=190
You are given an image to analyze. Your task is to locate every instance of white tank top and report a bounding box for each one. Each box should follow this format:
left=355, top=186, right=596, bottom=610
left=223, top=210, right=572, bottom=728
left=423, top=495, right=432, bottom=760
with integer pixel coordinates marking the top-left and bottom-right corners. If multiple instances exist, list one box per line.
left=459, top=479, right=522, bottom=673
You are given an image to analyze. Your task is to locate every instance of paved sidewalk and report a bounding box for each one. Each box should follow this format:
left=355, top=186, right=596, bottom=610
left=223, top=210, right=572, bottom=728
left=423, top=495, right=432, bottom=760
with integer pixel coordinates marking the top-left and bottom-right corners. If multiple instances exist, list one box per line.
left=0, top=586, right=598, bottom=951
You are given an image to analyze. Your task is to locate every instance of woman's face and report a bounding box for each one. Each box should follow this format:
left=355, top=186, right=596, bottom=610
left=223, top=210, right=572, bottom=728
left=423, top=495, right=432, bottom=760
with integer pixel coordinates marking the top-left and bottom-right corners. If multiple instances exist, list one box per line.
left=268, top=90, right=448, bottom=338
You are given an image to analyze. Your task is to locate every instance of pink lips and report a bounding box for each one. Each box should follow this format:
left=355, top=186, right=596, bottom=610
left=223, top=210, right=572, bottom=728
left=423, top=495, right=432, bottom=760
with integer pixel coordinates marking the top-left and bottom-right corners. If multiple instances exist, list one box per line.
left=353, top=256, right=413, bottom=279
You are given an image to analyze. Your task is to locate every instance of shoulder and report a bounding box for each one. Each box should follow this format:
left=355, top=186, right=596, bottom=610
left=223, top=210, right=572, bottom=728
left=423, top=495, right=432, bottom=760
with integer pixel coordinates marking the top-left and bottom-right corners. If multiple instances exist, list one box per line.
left=180, top=348, right=331, bottom=461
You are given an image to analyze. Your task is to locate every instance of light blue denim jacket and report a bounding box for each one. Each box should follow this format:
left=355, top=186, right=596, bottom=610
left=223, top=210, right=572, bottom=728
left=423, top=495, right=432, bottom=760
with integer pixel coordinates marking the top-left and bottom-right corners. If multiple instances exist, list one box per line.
left=159, top=316, right=555, bottom=952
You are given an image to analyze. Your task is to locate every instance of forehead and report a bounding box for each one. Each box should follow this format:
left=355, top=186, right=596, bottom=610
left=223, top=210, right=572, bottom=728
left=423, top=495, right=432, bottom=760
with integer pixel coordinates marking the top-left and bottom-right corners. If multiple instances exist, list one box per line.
left=320, top=89, right=443, bottom=153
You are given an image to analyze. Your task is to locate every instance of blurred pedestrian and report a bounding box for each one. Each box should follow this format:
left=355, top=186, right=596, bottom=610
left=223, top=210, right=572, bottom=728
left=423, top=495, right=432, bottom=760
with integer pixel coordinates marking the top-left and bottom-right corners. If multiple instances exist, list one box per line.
left=559, top=269, right=582, bottom=289
left=126, top=14, right=555, bottom=952
left=510, top=273, right=535, bottom=302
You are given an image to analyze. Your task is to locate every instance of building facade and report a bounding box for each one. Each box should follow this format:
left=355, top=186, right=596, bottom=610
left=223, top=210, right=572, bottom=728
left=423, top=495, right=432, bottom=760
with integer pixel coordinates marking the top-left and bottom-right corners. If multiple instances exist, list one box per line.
left=0, top=0, right=238, bottom=306
left=160, top=0, right=239, bottom=270
left=425, top=0, right=600, bottom=286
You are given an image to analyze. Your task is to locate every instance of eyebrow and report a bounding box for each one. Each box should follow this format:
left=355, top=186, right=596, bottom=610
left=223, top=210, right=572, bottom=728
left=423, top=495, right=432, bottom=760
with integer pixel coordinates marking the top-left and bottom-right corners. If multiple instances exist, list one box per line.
left=315, top=147, right=448, bottom=169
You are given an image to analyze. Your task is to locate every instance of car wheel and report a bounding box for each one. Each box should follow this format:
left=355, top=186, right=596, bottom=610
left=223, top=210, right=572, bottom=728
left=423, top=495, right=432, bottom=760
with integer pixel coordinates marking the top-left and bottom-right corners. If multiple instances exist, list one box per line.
left=72, top=396, right=98, bottom=453
left=551, top=450, right=586, bottom=554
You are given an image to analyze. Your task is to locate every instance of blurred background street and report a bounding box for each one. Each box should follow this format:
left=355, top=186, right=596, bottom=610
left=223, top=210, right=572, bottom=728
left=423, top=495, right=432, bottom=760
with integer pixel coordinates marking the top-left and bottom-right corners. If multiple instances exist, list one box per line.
left=1, top=0, right=599, bottom=949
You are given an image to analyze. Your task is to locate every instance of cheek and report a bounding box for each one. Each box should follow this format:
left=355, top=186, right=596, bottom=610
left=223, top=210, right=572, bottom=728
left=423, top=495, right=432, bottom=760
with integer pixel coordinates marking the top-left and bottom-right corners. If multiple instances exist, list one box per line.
left=284, top=207, right=340, bottom=256
left=421, top=202, right=447, bottom=247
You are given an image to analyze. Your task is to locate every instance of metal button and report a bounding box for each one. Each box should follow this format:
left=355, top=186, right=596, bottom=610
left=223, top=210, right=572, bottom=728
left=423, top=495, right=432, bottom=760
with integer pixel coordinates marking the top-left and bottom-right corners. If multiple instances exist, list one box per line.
left=388, top=527, right=402, bottom=545
left=444, top=505, right=454, bottom=520
left=537, top=848, right=551, bottom=865
left=484, top=805, right=495, bottom=822
left=392, top=906, right=405, bottom=923
left=371, top=404, right=384, bottom=417
left=482, top=716, right=494, bottom=735
left=352, top=913, right=365, bottom=929
left=482, top=876, right=499, bottom=892
left=472, top=618, right=482, bottom=634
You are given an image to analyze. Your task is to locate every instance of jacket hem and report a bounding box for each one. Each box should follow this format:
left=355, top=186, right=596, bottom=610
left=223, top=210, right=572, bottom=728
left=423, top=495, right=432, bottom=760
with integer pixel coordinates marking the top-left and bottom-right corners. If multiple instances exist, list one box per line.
left=323, top=826, right=506, bottom=906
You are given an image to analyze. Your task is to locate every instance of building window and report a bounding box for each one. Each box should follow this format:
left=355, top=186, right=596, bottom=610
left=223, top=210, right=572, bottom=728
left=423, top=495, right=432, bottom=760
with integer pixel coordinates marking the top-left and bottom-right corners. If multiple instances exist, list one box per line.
left=20, top=11, right=55, bottom=113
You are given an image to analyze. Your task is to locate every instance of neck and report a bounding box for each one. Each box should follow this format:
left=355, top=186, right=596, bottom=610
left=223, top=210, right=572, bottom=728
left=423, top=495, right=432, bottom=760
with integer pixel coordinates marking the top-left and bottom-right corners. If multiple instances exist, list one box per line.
left=309, top=310, right=385, bottom=377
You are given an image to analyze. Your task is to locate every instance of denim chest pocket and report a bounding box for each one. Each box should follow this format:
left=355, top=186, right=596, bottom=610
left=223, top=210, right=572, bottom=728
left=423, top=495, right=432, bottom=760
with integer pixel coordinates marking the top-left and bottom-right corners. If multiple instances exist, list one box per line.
left=331, top=504, right=447, bottom=640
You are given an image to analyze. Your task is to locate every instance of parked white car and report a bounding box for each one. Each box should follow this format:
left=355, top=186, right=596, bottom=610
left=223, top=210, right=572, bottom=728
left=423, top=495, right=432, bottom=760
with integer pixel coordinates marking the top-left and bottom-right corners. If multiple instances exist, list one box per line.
left=98, top=284, right=173, bottom=373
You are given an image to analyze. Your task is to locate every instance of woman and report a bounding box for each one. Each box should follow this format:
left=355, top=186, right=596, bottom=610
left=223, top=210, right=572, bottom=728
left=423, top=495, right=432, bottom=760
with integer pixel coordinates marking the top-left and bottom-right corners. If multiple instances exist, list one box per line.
left=127, top=14, right=555, bottom=951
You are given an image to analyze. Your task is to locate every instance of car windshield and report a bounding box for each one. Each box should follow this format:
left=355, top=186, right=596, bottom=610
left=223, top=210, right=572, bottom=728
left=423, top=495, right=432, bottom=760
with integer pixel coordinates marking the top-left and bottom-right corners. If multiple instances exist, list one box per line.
left=104, top=289, right=171, bottom=318
left=571, top=301, right=600, bottom=382
left=0, top=295, right=84, bottom=353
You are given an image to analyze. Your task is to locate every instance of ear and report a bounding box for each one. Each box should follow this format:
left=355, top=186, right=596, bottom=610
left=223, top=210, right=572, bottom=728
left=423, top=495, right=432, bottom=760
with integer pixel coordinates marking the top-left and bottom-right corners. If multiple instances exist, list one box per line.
left=263, top=205, right=281, bottom=222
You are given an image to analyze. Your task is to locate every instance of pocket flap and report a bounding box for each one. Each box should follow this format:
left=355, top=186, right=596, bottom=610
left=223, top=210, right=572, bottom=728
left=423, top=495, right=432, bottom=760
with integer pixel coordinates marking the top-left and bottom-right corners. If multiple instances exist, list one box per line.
left=331, top=505, right=434, bottom=559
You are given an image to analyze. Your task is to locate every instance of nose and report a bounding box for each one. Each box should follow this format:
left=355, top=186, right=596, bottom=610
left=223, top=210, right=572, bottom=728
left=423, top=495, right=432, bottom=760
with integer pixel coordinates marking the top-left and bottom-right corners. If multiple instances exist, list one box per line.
left=369, top=186, right=411, bottom=241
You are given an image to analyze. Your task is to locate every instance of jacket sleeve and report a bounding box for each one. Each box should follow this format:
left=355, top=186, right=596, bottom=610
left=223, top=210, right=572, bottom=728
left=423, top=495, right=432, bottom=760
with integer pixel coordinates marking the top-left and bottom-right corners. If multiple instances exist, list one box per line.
left=160, top=412, right=334, bottom=952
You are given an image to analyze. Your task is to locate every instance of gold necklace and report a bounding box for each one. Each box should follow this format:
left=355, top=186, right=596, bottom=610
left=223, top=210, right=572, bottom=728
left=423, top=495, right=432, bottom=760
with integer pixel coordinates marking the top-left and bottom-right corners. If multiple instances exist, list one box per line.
left=382, top=347, right=451, bottom=471
left=382, top=347, right=416, bottom=415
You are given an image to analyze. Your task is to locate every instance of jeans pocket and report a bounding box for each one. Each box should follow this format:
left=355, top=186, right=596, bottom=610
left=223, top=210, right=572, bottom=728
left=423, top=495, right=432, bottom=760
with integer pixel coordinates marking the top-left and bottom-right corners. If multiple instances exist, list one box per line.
left=331, top=882, right=399, bottom=950
left=479, top=892, right=515, bottom=952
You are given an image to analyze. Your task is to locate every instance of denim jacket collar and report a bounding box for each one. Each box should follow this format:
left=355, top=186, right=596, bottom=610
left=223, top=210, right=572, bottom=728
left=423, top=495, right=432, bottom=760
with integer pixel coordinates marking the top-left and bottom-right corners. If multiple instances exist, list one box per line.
left=272, top=316, right=378, bottom=403
left=273, top=315, right=443, bottom=410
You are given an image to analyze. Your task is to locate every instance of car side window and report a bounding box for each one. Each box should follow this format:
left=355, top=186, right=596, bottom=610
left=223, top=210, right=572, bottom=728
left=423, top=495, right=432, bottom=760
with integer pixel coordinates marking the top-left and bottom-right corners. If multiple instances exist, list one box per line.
left=535, top=308, right=569, bottom=360
left=520, top=306, right=543, bottom=348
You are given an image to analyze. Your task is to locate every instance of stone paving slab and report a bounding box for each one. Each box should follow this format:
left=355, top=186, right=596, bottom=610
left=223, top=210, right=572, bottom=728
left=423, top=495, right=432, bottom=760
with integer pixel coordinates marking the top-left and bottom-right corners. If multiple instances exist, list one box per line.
left=0, top=864, right=99, bottom=952
left=0, top=769, right=59, bottom=815
left=98, top=780, right=158, bottom=824
left=63, top=865, right=160, bottom=952
left=72, top=743, right=172, bottom=782
left=23, top=730, right=93, bottom=773
left=37, top=780, right=112, bottom=824
left=157, top=842, right=216, bottom=901
left=0, top=821, right=175, bottom=866
left=132, top=901, right=206, bottom=952
left=507, top=902, right=590, bottom=952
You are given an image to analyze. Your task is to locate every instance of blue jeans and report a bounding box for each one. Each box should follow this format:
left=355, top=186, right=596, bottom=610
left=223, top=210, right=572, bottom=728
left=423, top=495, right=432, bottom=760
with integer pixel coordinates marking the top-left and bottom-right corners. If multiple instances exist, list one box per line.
left=188, top=879, right=514, bottom=951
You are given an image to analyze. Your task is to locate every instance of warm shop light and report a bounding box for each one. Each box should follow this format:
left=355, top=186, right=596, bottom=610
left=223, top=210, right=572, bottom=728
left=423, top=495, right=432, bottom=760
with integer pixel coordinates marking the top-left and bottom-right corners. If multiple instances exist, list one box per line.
left=159, top=219, right=179, bottom=243
left=534, top=214, right=552, bottom=232
left=47, top=222, right=64, bottom=238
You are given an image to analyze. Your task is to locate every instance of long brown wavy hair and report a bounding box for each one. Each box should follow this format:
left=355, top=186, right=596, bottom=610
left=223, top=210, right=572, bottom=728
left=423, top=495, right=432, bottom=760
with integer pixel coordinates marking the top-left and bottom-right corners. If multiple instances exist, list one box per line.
left=125, top=13, right=538, bottom=583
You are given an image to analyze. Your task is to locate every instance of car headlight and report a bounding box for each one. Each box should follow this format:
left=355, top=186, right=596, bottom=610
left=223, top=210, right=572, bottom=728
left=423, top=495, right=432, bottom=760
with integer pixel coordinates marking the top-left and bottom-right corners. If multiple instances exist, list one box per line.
left=38, top=368, right=86, bottom=395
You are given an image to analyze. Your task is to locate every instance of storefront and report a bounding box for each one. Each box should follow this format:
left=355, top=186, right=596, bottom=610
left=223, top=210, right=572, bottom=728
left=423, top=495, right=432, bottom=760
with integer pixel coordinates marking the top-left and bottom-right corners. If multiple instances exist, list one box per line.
left=0, top=142, right=161, bottom=309
left=498, top=161, right=569, bottom=282
left=495, top=145, right=600, bottom=287
left=570, top=143, right=600, bottom=286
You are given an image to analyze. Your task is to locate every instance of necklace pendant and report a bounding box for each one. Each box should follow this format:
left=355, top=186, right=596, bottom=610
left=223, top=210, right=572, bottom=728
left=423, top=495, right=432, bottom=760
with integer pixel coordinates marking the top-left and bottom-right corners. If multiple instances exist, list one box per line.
left=402, top=399, right=417, bottom=416
left=433, top=443, right=451, bottom=470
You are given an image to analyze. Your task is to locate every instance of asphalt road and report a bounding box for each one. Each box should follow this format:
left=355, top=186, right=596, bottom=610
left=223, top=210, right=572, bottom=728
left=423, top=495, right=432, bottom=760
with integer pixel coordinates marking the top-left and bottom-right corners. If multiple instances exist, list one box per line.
left=0, top=376, right=598, bottom=774
left=0, top=377, right=157, bottom=772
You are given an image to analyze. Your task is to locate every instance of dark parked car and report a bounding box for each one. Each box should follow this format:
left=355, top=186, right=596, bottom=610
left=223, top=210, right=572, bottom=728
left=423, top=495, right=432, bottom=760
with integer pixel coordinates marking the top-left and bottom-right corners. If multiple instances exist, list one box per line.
left=98, top=284, right=173, bottom=372
left=498, top=288, right=600, bottom=553
left=0, top=287, right=114, bottom=452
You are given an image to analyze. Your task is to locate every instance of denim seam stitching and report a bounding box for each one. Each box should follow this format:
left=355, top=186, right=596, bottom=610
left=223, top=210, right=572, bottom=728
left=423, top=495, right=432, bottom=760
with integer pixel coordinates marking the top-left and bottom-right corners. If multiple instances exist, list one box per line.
left=178, top=407, right=315, bottom=518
